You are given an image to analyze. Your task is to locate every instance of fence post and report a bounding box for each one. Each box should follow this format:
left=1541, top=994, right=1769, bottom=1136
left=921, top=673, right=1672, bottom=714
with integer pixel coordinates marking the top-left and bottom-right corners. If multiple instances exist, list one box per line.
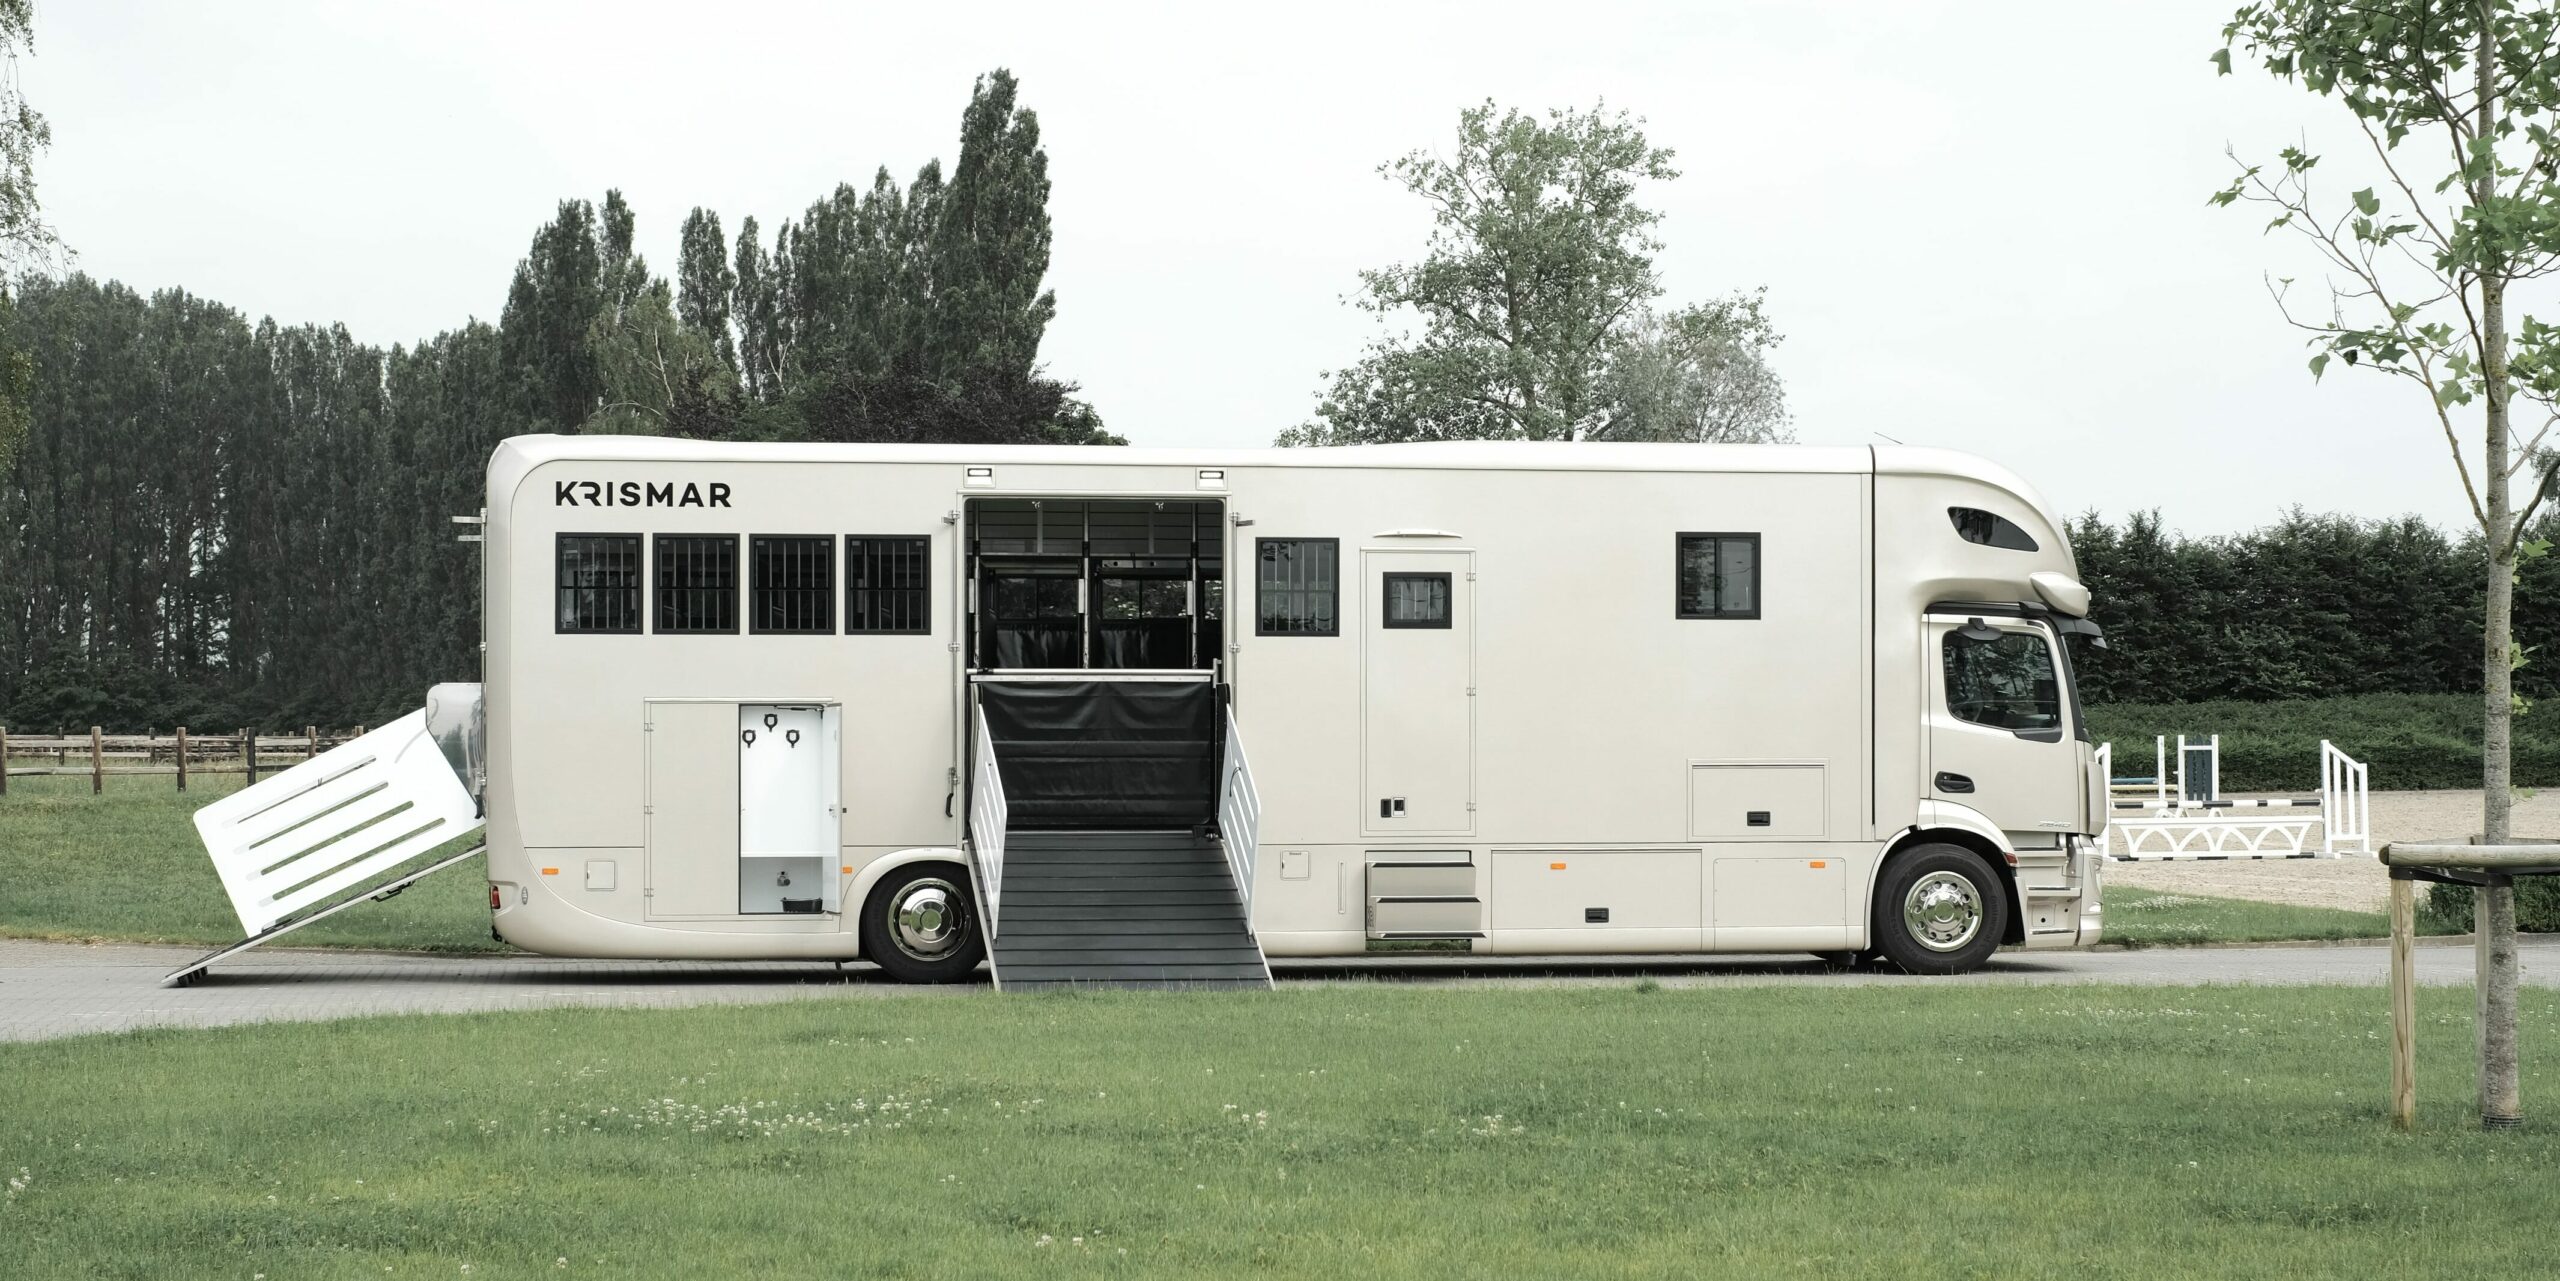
left=0, top=724, right=9, bottom=797
left=306, top=725, right=317, bottom=764
left=89, top=726, right=103, bottom=795
left=176, top=725, right=189, bottom=793
left=244, top=728, right=257, bottom=785
left=2390, top=876, right=2417, bottom=1131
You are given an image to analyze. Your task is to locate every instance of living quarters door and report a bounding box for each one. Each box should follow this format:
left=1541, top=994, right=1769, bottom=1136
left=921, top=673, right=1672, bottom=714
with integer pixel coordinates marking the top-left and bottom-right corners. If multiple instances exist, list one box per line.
left=1361, top=548, right=1474, bottom=836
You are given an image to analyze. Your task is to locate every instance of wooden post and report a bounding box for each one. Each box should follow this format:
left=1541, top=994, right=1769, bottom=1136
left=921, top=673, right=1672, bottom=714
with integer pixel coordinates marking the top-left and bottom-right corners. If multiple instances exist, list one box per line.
left=306, top=725, right=317, bottom=765
left=175, top=726, right=189, bottom=793
left=244, top=728, right=258, bottom=785
left=88, top=726, right=103, bottom=795
left=2391, top=876, right=2417, bottom=1132
left=0, top=724, right=9, bottom=797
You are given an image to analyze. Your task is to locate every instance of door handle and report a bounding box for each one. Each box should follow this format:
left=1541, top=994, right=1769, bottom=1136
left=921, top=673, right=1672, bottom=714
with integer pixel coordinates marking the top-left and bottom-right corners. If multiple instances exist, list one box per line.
left=1935, top=771, right=1975, bottom=794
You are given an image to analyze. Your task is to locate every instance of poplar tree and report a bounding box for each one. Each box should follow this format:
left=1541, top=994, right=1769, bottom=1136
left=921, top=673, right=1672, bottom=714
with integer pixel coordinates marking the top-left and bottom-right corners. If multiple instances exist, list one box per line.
left=930, top=69, right=1055, bottom=381
left=676, top=207, right=737, bottom=371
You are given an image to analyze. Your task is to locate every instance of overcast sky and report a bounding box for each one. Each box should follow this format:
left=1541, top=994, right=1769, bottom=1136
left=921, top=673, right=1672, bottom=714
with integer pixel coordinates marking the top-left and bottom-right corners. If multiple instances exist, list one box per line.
left=30, top=0, right=2517, bottom=536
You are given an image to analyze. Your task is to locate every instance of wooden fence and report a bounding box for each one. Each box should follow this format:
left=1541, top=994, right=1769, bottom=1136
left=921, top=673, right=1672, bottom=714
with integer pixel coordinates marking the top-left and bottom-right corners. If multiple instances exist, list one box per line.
left=0, top=726, right=364, bottom=795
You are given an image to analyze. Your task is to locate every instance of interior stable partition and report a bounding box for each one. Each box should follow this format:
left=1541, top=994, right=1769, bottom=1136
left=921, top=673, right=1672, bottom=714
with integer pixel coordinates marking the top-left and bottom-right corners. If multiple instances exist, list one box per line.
left=965, top=497, right=1225, bottom=671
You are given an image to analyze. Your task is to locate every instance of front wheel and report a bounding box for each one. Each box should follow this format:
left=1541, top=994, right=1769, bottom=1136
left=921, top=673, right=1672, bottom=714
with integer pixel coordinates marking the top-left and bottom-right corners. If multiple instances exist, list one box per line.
left=1869, top=844, right=2007, bottom=975
left=861, top=865, right=987, bottom=984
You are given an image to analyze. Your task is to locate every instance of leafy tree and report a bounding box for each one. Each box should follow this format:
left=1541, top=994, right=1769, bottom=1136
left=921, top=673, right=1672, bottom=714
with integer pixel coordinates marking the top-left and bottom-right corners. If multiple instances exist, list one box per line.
left=0, top=0, right=56, bottom=476
left=1586, top=292, right=1789, bottom=443
left=1283, top=101, right=1786, bottom=447
left=2214, top=0, right=2560, bottom=1125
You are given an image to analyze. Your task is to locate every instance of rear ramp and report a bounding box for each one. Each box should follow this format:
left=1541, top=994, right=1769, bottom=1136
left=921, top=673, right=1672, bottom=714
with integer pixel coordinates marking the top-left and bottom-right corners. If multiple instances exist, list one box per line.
left=990, top=832, right=1269, bottom=990
left=968, top=677, right=1271, bottom=991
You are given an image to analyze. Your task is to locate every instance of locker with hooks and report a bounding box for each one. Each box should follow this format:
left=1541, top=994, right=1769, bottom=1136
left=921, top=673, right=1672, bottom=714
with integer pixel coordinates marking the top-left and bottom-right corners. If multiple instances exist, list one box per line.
left=642, top=699, right=842, bottom=919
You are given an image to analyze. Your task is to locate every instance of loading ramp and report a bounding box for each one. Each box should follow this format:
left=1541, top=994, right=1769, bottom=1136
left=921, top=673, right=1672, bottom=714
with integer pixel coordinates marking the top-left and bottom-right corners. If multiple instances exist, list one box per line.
left=989, top=832, right=1269, bottom=990
left=967, top=676, right=1272, bottom=991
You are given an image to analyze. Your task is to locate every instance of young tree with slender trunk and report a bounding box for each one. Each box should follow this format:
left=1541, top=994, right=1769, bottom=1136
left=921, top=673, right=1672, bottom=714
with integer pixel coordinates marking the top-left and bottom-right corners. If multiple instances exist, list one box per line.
left=2216, top=0, right=2560, bottom=1128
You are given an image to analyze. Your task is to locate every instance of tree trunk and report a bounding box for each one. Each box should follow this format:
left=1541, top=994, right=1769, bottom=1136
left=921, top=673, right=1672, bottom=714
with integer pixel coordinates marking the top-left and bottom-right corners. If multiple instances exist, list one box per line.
left=2479, top=252, right=2523, bottom=1126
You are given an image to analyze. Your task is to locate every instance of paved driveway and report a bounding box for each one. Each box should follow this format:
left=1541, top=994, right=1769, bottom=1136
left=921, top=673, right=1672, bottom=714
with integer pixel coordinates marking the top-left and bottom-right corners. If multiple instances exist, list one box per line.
left=2, top=936, right=2549, bottom=1044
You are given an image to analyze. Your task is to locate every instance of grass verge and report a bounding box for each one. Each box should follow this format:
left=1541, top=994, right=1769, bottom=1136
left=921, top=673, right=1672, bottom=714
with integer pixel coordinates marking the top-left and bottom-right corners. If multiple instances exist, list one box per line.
left=0, top=773, right=502, bottom=952
left=2101, top=890, right=2428, bottom=947
left=3, top=984, right=2556, bottom=1278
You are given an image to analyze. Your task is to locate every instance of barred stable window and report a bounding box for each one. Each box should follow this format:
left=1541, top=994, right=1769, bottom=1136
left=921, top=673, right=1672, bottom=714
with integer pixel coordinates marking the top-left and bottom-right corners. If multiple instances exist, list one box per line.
left=1677, top=532, right=1761, bottom=620
left=750, top=535, right=833, bottom=634
left=845, top=536, right=930, bottom=634
left=556, top=534, right=642, bottom=633
left=655, top=534, right=739, bottom=633
left=1256, top=538, right=1339, bottom=636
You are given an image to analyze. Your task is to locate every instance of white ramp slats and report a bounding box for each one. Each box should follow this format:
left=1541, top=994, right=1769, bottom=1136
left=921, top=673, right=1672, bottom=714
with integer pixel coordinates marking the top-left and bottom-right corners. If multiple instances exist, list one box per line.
left=191, top=710, right=484, bottom=936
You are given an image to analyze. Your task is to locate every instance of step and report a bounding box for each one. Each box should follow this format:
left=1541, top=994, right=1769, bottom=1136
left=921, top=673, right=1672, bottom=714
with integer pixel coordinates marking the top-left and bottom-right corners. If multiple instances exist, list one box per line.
left=984, top=827, right=1269, bottom=993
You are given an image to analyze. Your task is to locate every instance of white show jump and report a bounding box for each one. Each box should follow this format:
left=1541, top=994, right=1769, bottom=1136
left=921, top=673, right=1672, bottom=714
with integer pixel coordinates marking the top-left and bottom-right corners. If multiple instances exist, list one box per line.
left=2100, top=735, right=2369, bottom=860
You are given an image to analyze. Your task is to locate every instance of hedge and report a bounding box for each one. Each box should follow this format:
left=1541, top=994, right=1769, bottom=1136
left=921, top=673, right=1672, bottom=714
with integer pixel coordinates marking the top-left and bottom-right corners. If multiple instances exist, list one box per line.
left=2084, top=692, right=2560, bottom=793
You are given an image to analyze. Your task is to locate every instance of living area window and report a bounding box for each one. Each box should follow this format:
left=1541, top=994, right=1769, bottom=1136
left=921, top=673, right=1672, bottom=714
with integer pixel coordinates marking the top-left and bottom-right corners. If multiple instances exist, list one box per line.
left=1677, top=532, right=1760, bottom=620
left=1256, top=538, right=1339, bottom=636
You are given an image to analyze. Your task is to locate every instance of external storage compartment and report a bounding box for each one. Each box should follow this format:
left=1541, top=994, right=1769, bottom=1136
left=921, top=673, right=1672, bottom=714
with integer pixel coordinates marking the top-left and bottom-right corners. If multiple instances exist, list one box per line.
left=642, top=699, right=841, bottom=918
left=1365, top=852, right=1483, bottom=938
left=1488, top=849, right=1703, bottom=950
left=975, top=679, right=1216, bottom=830
left=1688, top=762, right=1828, bottom=840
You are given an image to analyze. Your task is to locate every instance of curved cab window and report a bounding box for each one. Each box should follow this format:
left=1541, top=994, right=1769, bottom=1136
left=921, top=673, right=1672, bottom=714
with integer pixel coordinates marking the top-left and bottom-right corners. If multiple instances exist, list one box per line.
left=1949, top=507, right=2038, bottom=552
left=1944, top=629, right=2062, bottom=733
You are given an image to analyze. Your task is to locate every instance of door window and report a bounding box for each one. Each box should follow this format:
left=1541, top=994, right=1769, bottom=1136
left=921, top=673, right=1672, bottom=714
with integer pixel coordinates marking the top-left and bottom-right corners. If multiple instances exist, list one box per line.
left=1382, top=572, right=1452, bottom=629
left=1943, top=628, right=2062, bottom=733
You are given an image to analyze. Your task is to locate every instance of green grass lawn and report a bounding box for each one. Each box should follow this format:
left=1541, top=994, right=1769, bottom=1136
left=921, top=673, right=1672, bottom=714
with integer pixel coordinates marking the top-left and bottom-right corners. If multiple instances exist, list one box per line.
left=3, top=984, right=2555, bottom=1278
left=2102, top=890, right=2424, bottom=947
left=0, top=773, right=502, bottom=952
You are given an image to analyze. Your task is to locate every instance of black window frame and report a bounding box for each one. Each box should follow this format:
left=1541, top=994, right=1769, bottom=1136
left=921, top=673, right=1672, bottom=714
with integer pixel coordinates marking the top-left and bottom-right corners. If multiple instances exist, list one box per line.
left=1948, top=506, right=2039, bottom=552
left=844, top=535, right=932, bottom=636
left=748, top=534, right=835, bottom=635
left=1380, top=571, right=1453, bottom=630
left=1676, top=532, right=1762, bottom=621
left=653, top=533, right=740, bottom=635
left=555, top=533, right=644, bottom=635
left=1255, top=537, right=1341, bottom=637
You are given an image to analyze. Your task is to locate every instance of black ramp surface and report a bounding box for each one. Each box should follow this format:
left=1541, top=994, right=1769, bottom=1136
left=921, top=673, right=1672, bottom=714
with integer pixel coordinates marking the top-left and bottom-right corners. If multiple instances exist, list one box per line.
left=990, top=831, right=1272, bottom=991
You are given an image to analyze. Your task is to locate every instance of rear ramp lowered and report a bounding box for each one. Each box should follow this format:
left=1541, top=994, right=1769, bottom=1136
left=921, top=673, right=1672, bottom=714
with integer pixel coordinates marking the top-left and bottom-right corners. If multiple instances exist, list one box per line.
left=969, top=677, right=1271, bottom=991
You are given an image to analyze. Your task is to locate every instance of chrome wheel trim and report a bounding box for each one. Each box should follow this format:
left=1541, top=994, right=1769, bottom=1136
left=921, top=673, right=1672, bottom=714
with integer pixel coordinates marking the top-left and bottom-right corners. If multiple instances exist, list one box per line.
left=1902, top=869, right=1983, bottom=952
left=886, top=877, right=969, bottom=963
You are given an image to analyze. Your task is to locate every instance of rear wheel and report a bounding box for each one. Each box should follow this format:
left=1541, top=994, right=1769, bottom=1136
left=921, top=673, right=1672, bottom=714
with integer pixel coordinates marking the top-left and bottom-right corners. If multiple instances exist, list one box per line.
left=1869, top=844, right=2007, bottom=975
left=862, top=865, right=986, bottom=984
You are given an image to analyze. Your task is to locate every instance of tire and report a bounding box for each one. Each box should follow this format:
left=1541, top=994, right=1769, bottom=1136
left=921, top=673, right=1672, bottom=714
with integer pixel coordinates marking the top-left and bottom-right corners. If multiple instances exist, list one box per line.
left=861, top=864, right=986, bottom=984
left=1868, top=843, right=2007, bottom=975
